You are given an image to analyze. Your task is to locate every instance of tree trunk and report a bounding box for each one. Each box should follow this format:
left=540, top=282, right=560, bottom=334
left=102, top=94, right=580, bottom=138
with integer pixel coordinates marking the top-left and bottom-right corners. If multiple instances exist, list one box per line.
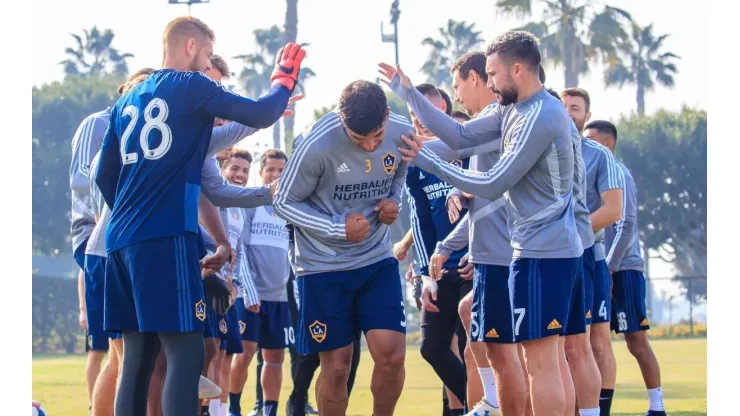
left=564, top=66, right=579, bottom=88
left=283, top=0, right=299, bottom=153
left=637, top=84, right=646, bottom=116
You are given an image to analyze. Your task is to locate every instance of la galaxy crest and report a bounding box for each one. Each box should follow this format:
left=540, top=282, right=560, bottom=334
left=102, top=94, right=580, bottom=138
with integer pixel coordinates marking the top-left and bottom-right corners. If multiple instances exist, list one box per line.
left=382, top=152, right=397, bottom=175
left=450, top=159, right=463, bottom=168
left=232, top=210, right=240, bottom=221
left=195, top=300, right=207, bottom=321
left=219, top=318, right=228, bottom=334
left=238, top=320, right=246, bottom=335
left=309, top=320, right=327, bottom=343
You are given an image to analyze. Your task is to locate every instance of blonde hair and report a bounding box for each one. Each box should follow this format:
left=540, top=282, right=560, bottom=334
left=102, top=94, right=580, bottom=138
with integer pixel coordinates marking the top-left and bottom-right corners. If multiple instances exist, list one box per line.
left=162, top=16, right=215, bottom=51
left=210, top=55, right=230, bottom=79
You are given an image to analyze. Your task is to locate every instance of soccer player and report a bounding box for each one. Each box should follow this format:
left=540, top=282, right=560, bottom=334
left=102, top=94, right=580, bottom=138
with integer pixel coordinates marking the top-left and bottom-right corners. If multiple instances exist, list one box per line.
left=273, top=80, right=410, bottom=416
left=402, top=83, right=469, bottom=415
left=94, top=15, right=304, bottom=415
left=381, top=31, right=591, bottom=416
left=562, top=89, right=624, bottom=416
left=587, top=120, right=667, bottom=416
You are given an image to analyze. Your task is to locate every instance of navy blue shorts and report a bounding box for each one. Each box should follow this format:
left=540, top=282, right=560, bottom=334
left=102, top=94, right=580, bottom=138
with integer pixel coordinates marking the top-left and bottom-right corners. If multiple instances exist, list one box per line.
left=582, top=246, right=613, bottom=325
left=510, top=257, right=585, bottom=341
left=471, top=264, right=515, bottom=343
left=235, top=300, right=260, bottom=343
left=234, top=300, right=293, bottom=349
left=296, top=257, right=406, bottom=354
left=73, top=238, right=88, bottom=270
left=582, top=246, right=596, bottom=325
left=84, top=255, right=110, bottom=351
left=219, top=306, right=244, bottom=354
left=104, top=234, right=206, bottom=333
left=611, top=270, right=650, bottom=334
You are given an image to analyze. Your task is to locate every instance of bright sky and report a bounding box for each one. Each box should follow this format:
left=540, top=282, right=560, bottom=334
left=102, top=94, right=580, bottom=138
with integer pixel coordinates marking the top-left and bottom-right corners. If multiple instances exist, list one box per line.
left=31, top=0, right=706, bottom=291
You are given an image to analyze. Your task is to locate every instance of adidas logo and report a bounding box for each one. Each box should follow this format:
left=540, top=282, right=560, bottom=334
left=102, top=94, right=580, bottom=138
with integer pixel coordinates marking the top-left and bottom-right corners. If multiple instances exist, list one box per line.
left=485, top=328, right=499, bottom=338
left=640, top=318, right=649, bottom=326
left=586, top=310, right=592, bottom=319
left=336, top=163, right=351, bottom=173
left=547, top=319, right=562, bottom=330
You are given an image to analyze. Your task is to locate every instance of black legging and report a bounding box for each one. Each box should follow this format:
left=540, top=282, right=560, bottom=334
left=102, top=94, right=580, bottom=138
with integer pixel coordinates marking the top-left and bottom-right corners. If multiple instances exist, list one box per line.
left=419, top=269, right=472, bottom=406
left=116, top=331, right=204, bottom=416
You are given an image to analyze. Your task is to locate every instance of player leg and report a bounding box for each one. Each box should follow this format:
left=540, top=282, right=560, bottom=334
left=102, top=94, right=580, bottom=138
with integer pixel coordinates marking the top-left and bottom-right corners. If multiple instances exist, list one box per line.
left=516, top=344, right=534, bottom=416
left=558, top=336, right=576, bottom=415
left=613, top=270, right=665, bottom=415
left=476, top=264, right=526, bottom=416
left=513, top=257, right=581, bottom=416
left=148, top=350, right=166, bottom=416
left=250, top=350, right=265, bottom=416
left=590, top=259, right=616, bottom=415
left=357, top=258, right=407, bottom=416
left=458, top=291, right=486, bottom=407
left=419, top=271, right=466, bottom=406
left=91, top=334, right=121, bottom=416
left=219, top=307, right=242, bottom=416
left=228, top=300, right=259, bottom=416
left=564, top=249, right=602, bottom=415
left=208, top=318, right=228, bottom=416
left=259, top=301, right=293, bottom=416
left=286, top=351, right=321, bottom=416
left=347, top=332, right=362, bottom=397
left=295, top=270, right=357, bottom=415
left=446, top=334, right=464, bottom=414
left=83, top=254, right=109, bottom=411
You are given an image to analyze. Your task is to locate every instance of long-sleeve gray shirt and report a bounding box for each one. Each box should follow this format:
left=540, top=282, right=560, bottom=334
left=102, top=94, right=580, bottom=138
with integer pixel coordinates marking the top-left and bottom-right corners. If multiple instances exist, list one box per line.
left=583, top=138, right=625, bottom=260
left=402, top=85, right=583, bottom=259
left=244, top=206, right=292, bottom=302
left=571, top=124, right=596, bottom=251
left=605, top=162, right=644, bottom=272
left=273, top=110, right=412, bottom=275
left=70, top=108, right=111, bottom=252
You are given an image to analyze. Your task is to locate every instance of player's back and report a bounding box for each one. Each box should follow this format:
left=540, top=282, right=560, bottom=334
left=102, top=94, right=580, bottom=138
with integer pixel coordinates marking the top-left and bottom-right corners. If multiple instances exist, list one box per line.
left=606, top=162, right=644, bottom=271
left=276, top=110, right=411, bottom=275
left=105, top=70, right=219, bottom=252
left=570, top=122, right=596, bottom=250
left=498, top=89, right=583, bottom=259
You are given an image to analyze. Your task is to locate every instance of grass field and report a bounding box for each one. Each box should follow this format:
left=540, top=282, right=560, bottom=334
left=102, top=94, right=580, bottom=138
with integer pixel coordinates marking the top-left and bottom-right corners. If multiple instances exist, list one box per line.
left=33, top=338, right=706, bottom=415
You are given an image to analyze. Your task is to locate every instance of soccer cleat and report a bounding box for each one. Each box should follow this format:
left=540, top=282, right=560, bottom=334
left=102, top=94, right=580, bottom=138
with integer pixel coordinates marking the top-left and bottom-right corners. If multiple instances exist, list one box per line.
left=198, top=375, right=222, bottom=399
left=247, top=409, right=263, bottom=416
left=646, top=411, right=667, bottom=416
left=270, top=43, right=306, bottom=91
left=304, top=402, right=319, bottom=414
left=465, top=399, right=500, bottom=416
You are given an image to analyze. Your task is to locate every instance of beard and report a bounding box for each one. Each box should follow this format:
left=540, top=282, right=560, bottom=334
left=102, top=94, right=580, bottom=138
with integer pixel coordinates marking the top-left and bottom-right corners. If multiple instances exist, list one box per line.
left=571, top=116, right=586, bottom=132
left=495, top=83, right=518, bottom=106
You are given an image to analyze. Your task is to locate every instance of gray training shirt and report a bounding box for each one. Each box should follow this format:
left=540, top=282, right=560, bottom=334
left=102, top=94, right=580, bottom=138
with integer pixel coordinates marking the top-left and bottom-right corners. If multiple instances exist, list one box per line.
left=571, top=124, right=596, bottom=252
left=583, top=139, right=625, bottom=261
left=273, top=110, right=412, bottom=275
left=392, top=77, right=583, bottom=259
left=605, top=162, right=644, bottom=272
left=244, top=206, right=291, bottom=302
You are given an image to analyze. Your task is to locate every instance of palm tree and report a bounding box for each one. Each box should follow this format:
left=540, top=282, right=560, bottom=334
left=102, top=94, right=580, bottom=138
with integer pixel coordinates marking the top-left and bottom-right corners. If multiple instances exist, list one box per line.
left=604, top=23, right=679, bottom=116
left=235, top=24, right=315, bottom=151
left=59, top=26, right=133, bottom=78
left=494, top=0, right=632, bottom=88
left=420, top=19, right=484, bottom=91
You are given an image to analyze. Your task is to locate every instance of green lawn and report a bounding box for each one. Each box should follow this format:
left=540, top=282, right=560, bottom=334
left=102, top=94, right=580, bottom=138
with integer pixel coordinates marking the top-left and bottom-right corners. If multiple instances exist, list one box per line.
left=33, top=338, right=706, bottom=415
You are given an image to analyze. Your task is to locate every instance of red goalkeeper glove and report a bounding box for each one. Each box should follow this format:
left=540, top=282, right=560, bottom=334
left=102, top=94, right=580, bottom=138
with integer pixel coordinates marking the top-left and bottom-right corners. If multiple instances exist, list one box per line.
left=270, top=42, right=306, bottom=92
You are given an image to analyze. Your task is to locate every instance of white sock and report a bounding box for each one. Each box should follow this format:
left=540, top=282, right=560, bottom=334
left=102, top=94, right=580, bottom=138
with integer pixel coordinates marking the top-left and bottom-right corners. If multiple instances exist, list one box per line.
left=579, top=408, right=600, bottom=415
left=477, top=367, right=499, bottom=407
left=648, top=387, right=664, bottom=411
left=219, top=402, right=228, bottom=416
left=208, top=399, right=220, bottom=415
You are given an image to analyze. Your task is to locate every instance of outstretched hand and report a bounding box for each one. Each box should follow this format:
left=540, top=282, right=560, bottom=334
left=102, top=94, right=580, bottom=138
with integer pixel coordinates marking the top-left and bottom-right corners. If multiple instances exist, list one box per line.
left=398, top=130, right=425, bottom=163
left=282, top=94, right=305, bottom=117
left=377, top=63, right=412, bottom=89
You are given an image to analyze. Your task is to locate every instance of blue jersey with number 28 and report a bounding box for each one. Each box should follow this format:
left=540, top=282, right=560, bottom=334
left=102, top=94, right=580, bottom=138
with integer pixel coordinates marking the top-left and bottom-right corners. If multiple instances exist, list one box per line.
left=96, top=69, right=290, bottom=253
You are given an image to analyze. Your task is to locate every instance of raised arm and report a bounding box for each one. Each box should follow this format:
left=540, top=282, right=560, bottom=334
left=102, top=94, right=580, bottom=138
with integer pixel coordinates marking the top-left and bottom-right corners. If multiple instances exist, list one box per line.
left=207, top=122, right=259, bottom=157
left=423, top=137, right=502, bottom=161
left=200, top=159, right=272, bottom=208
left=407, top=103, right=552, bottom=201
left=272, top=137, right=346, bottom=240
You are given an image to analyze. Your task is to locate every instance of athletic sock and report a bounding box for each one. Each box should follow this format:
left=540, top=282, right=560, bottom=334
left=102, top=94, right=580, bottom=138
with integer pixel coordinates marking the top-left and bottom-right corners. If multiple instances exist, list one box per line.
left=219, top=402, right=228, bottom=416
left=450, top=409, right=465, bottom=416
left=599, top=388, right=614, bottom=415
left=477, top=367, right=499, bottom=407
left=229, top=392, right=242, bottom=415
left=200, top=405, right=210, bottom=416
left=264, top=400, right=278, bottom=416
left=209, top=399, right=220, bottom=416
left=647, top=387, right=665, bottom=411
left=578, top=408, right=600, bottom=416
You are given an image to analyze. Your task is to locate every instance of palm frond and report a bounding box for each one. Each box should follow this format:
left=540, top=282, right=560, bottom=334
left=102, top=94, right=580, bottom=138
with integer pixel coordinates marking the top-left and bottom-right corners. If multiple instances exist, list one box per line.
left=495, top=0, right=533, bottom=19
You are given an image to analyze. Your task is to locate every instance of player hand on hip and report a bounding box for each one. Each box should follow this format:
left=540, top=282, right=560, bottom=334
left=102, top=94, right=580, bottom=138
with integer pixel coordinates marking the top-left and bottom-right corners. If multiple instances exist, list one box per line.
left=282, top=94, right=305, bottom=117
left=377, top=62, right=412, bottom=89
left=375, top=199, right=400, bottom=225
left=458, top=253, right=474, bottom=280
left=393, top=240, right=411, bottom=261
left=345, top=212, right=371, bottom=242
left=399, top=131, right=424, bottom=163
left=447, top=194, right=464, bottom=223
left=271, top=43, right=307, bottom=92
left=429, top=252, right=449, bottom=281
left=420, top=276, right=439, bottom=313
